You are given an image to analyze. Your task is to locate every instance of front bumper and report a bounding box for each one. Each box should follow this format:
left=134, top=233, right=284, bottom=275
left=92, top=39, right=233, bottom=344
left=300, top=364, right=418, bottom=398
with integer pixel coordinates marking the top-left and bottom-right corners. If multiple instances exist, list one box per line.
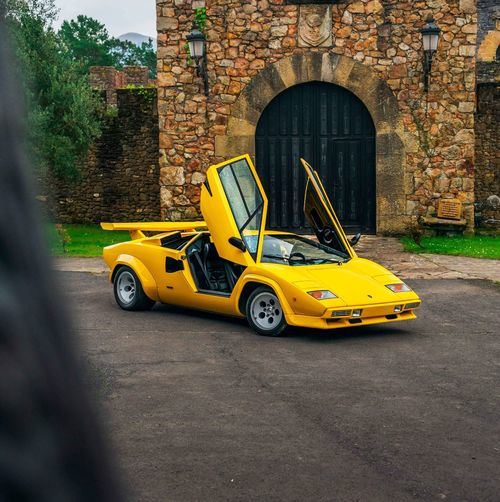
left=285, top=302, right=419, bottom=330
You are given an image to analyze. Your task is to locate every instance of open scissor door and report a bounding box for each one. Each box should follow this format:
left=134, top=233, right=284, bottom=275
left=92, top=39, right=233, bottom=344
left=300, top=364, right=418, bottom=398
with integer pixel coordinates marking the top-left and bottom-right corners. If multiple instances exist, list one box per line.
left=301, top=158, right=354, bottom=257
left=200, top=154, right=268, bottom=266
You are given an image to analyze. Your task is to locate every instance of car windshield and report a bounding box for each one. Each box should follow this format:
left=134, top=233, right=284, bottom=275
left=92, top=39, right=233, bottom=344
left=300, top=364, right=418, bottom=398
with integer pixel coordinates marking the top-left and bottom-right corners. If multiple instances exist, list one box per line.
left=261, top=234, right=350, bottom=266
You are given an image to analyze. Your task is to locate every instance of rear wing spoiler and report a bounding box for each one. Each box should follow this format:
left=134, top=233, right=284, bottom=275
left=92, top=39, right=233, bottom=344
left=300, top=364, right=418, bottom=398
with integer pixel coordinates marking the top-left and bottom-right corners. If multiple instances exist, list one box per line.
left=101, top=221, right=207, bottom=240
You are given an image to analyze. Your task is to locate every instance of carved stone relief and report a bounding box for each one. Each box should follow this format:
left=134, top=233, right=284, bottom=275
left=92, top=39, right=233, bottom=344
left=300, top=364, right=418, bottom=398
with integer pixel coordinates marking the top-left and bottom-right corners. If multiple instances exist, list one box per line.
left=298, top=5, right=332, bottom=48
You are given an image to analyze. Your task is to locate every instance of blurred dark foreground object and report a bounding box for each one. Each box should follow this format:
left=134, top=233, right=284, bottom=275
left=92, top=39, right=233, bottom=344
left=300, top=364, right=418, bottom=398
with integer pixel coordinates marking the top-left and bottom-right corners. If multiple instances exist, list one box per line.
left=0, top=14, right=123, bottom=502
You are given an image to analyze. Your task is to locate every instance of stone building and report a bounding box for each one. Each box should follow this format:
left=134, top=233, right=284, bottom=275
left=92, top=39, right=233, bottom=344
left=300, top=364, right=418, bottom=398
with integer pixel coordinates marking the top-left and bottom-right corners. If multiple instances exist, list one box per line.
left=156, top=0, right=493, bottom=235
left=475, top=0, right=499, bottom=226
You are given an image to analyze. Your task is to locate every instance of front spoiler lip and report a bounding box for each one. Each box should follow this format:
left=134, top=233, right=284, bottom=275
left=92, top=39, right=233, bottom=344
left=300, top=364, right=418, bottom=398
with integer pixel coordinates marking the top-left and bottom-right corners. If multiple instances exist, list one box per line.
left=286, top=310, right=417, bottom=330
left=285, top=300, right=420, bottom=330
left=323, top=300, right=421, bottom=317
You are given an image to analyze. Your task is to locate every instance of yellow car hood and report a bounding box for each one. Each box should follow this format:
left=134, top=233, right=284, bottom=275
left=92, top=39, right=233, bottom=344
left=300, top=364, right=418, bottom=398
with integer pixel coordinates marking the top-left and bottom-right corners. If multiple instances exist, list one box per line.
left=289, top=258, right=415, bottom=306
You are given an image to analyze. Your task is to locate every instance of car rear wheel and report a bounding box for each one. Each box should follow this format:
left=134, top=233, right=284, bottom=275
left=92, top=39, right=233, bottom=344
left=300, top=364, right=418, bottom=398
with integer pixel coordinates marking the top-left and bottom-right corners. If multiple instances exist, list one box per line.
left=246, top=286, right=287, bottom=337
left=113, top=266, right=155, bottom=311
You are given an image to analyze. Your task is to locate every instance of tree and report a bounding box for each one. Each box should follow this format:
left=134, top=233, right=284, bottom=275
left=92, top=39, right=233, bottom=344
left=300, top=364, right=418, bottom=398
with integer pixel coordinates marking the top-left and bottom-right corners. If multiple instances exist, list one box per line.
left=122, top=39, right=157, bottom=79
left=132, top=39, right=157, bottom=79
left=59, top=15, right=116, bottom=72
left=113, top=38, right=157, bottom=79
left=60, top=15, right=157, bottom=78
left=5, top=0, right=102, bottom=179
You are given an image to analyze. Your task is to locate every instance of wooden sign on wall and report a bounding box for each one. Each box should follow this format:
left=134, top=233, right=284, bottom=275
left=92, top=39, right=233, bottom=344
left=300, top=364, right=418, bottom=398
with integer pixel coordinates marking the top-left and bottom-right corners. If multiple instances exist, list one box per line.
left=437, top=199, right=462, bottom=220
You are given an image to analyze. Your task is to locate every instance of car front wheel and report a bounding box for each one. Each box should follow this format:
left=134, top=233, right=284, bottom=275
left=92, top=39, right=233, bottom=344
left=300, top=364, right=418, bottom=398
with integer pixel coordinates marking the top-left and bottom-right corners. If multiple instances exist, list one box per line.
left=246, top=286, right=287, bottom=337
left=113, top=266, right=155, bottom=311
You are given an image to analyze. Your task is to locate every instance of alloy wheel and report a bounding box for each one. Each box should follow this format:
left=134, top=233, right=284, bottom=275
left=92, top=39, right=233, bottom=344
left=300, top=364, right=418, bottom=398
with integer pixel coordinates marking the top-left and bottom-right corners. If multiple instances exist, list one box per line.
left=250, top=292, right=283, bottom=331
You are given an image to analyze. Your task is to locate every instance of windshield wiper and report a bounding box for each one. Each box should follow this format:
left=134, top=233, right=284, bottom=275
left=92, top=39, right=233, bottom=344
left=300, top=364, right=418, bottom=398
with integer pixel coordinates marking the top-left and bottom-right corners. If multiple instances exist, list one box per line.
left=262, top=254, right=289, bottom=262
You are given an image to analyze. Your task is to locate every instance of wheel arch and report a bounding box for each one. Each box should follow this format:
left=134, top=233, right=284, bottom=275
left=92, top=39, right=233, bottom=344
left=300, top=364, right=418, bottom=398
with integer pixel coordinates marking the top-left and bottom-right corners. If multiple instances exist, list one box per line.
left=111, top=254, right=160, bottom=302
left=237, top=276, right=292, bottom=317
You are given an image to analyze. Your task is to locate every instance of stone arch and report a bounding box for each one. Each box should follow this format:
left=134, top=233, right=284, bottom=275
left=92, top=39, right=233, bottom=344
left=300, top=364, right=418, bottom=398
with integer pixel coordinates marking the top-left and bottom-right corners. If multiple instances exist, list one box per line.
left=477, top=30, right=500, bottom=62
left=215, top=53, right=409, bottom=234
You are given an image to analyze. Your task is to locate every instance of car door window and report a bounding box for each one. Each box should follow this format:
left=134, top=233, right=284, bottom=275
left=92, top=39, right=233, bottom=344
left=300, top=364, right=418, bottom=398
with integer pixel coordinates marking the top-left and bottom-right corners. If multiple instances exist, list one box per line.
left=218, top=159, right=264, bottom=260
left=301, top=158, right=353, bottom=257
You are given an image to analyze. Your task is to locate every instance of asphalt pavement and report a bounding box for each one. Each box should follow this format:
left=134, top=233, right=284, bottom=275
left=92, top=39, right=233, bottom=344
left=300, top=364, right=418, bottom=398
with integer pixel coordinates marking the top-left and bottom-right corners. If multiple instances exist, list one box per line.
left=60, top=272, right=500, bottom=502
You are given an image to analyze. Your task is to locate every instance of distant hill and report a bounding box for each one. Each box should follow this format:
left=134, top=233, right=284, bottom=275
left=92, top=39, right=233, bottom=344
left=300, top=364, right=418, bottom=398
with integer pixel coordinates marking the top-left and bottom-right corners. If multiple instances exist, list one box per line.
left=118, top=32, right=157, bottom=48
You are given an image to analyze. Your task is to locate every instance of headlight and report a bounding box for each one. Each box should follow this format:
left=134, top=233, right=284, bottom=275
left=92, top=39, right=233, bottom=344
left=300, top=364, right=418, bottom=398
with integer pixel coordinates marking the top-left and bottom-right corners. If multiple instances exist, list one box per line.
left=307, top=290, right=337, bottom=300
left=386, top=283, right=412, bottom=293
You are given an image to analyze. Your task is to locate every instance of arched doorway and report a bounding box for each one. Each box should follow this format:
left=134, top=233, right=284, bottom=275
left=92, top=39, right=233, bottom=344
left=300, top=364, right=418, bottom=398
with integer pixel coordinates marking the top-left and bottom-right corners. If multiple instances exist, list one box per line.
left=255, top=81, right=376, bottom=234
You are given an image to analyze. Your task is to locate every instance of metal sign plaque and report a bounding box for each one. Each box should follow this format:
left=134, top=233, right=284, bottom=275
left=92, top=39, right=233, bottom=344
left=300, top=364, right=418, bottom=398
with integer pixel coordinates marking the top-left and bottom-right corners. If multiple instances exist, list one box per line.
left=437, top=199, right=462, bottom=220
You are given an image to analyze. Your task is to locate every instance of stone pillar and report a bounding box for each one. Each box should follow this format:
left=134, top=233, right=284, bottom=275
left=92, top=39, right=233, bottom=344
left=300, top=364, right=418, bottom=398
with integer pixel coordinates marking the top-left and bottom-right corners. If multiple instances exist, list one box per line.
left=89, top=66, right=123, bottom=105
left=157, top=0, right=208, bottom=221
left=124, top=66, right=150, bottom=87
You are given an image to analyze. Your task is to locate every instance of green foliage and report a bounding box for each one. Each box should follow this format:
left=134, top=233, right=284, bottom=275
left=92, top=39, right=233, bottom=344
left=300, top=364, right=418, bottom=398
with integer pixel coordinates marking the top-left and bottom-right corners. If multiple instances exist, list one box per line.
left=103, top=106, right=119, bottom=119
left=48, top=224, right=129, bottom=256
left=123, top=38, right=157, bottom=79
left=54, top=223, right=71, bottom=253
left=122, top=84, right=156, bottom=104
left=59, top=15, right=116, bottom=71
left=194, top=7, right=207, bottom=31
left=6, top=0, right=102, bottom=179
left=401, top=235, right=500, bottom=260
left=406, top=222, right=424, bottom=248
left=59, top=15, right=157, bottom=78
left=184, top=42, right=193, bottom=65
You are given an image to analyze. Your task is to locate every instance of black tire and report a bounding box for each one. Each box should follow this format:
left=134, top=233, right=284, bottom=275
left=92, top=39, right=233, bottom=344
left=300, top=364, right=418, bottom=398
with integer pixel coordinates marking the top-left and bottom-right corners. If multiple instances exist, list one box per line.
left=245, top=286, right=288, bottom=337
left=113, top=266, right=155, bottom=311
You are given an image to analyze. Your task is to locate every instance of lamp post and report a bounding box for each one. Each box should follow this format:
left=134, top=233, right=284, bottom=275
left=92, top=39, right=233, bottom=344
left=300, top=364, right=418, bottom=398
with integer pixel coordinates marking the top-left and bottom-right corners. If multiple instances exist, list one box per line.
left=420, top=17, right=441, bottom=92
left=187, top=23, right=209, bottom=96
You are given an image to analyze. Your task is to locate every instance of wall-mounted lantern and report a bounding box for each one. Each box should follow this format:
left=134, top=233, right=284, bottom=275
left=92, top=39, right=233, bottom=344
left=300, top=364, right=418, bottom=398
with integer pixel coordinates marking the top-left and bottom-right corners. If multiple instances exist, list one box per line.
left=187, top=23, right=209, bottom=96
left=420, top=17, right=441, bottom=92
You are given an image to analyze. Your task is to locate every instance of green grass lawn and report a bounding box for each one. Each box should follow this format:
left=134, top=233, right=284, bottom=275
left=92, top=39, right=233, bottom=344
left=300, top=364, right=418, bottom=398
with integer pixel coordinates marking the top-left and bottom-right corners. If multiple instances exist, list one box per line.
left=49, top=224, right=130, bottom=257
left=401, top=235, right=500, bottom=260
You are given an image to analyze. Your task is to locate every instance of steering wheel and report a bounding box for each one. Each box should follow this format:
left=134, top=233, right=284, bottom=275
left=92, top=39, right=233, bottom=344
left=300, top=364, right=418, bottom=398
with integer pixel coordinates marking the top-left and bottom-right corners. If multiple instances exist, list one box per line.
left=289, top=252, right=306, bottom=263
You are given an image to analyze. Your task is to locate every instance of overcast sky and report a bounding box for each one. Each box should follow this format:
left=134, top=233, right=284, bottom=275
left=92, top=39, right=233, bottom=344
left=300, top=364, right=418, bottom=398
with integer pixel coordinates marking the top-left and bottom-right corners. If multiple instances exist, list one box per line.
left=53, top=0, right=156, bottom=37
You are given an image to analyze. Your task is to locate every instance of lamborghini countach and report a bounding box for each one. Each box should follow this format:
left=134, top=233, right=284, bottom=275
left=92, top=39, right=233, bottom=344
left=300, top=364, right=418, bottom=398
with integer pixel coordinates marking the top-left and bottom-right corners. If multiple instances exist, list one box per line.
left=101, top=155, right=420, bottom=336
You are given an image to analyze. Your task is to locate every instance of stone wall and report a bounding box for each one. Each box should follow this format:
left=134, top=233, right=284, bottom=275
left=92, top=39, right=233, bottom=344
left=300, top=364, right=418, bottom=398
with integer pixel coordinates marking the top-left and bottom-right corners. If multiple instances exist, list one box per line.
left=475, top=84, right=499, bottom=225
left=477, top=60, right=500, bottom=82
left=42, top=89, right=160, bottom=223
left=477, top=0, right=499, bottom=62
left=474, top=0, right=499, bottom=227
left=89, top=67, right=125, bottom=106
left=157, top=0, right=478, bottom=233
left=89, top=66, right=153, bottom=106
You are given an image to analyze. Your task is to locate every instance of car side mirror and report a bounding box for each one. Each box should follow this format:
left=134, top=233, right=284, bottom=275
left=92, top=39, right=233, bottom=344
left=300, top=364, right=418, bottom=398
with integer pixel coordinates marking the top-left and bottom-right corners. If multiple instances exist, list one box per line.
left=228, top=237, right=247, bottom=252
left=350, top=233, right=361, bottom=247
left=165, top=257, right=184, bottom=273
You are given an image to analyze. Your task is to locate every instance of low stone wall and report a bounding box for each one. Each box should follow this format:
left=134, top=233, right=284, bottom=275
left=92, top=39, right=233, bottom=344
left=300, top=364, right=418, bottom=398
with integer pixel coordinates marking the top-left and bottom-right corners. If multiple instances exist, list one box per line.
left=41, top=89, right=160, bottom=223
left=475, top=83, right=500, bottom=225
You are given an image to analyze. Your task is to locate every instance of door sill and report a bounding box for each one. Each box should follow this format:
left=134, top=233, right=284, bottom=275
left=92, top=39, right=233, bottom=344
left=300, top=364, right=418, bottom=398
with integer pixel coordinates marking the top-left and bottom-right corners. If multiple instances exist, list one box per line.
left=196, top=289, right=231, bottom=298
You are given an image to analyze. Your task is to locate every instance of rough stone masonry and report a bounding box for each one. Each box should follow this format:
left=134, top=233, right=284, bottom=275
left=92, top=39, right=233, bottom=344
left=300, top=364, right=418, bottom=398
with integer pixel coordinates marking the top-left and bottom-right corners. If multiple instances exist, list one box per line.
left=41, top=88, right=160, bottom=224
left=157, top=0, right=480, bottom=234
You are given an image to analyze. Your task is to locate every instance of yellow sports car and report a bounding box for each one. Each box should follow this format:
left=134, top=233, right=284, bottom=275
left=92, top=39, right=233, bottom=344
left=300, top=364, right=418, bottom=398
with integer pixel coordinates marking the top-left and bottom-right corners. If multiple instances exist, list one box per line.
left=101, top=155, right=420, bottom=336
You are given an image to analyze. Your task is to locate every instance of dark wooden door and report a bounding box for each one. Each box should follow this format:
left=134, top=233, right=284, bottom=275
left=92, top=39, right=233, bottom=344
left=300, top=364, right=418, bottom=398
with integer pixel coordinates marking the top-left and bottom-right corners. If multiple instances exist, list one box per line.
left=255, top=81, right=376, bottom=234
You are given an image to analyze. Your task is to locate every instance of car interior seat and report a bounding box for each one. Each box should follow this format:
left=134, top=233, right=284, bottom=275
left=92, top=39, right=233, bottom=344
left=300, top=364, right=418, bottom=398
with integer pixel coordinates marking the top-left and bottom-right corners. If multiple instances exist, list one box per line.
left=187, top=235, right=245, bottom=294
left=203, top=242, right=230, bottom=292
